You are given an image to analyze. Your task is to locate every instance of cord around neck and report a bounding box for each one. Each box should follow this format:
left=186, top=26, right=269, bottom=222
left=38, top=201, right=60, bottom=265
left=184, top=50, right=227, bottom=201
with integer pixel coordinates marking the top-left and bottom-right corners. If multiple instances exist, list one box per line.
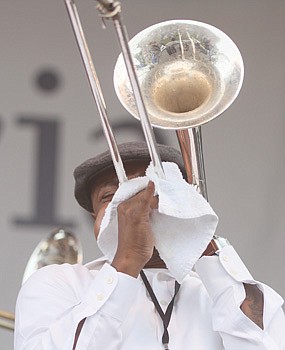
left=140, top=270, right=180, bottom=349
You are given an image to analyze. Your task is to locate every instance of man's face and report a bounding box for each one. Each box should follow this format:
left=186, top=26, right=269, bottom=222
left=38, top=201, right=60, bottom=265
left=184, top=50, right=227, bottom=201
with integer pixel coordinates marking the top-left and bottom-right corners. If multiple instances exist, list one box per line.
left=90, top=160, right=150, bottom=239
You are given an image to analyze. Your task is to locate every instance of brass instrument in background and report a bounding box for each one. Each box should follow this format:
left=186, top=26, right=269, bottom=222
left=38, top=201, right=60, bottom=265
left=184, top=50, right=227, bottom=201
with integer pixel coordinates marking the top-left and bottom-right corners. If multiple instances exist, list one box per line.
left=22, top=228, right=83, bottom=284
left=1, top=228, right=82, bottom=331
left=0, top=310, right=14, bottom=331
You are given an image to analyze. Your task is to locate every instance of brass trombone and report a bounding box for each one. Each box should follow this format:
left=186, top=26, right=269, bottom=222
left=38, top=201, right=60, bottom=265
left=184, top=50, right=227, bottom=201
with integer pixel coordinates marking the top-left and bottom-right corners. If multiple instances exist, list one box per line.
left=64, top=0, right=244, bottom=199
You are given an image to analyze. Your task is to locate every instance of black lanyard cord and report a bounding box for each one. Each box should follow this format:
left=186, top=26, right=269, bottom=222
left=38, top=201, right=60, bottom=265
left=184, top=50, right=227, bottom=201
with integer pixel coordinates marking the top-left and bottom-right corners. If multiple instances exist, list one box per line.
left=140, top=270, right=180, bottom=350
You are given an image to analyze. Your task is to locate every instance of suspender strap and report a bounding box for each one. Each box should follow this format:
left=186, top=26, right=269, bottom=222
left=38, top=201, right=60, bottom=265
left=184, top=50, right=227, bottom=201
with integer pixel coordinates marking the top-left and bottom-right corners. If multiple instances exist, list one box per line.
left=72, top=317, right=86, bottom=350
left=140, top=270, right=180, bottom=350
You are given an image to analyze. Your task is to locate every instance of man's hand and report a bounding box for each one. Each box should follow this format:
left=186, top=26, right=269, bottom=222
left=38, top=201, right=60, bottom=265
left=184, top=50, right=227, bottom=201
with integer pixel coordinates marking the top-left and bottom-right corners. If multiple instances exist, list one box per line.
left=111, top=181, right=158, bottom=278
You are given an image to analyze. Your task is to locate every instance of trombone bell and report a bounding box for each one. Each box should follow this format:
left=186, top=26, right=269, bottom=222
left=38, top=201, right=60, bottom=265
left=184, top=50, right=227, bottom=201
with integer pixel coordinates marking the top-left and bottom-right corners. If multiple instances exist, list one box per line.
left=114, top=19, right=244, bottom=129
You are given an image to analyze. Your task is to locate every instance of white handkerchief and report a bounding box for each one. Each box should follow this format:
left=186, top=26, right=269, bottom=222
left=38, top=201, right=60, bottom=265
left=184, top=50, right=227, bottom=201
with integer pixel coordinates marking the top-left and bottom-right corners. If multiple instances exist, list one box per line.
left=97, top=162, right=218, bottom=283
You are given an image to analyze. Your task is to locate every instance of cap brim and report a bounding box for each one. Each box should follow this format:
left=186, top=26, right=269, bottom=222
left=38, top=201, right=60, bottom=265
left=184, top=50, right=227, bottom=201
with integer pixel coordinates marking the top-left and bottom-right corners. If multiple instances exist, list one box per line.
left=74, top=141, right=185, bottom=212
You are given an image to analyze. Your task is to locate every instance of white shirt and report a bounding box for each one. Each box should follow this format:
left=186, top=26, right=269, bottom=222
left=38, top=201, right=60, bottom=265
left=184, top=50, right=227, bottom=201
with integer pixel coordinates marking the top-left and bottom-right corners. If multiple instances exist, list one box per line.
left=14, top=246, right=285, bottom=350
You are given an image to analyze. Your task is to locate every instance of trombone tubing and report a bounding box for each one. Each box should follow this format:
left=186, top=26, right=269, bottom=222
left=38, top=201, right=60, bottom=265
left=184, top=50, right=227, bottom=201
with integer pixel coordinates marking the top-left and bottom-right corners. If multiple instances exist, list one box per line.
left=64, top=0, right=127, bottom=184
left=98, top=1, right=165, bottom=179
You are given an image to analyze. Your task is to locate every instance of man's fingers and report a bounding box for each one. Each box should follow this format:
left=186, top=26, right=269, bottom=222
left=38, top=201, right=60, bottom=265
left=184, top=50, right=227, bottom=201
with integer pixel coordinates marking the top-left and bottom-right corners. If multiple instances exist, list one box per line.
left=145, top=181, right=155, bottom=197
left=145, top=181, right=158, bottom=209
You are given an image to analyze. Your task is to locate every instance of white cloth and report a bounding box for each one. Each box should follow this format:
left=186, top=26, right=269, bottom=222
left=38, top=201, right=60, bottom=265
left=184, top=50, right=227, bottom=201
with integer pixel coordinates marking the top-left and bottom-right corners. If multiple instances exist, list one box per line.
left=98, top=161, right=218, bottom=282
left=15, top=246, right=285, bottom=350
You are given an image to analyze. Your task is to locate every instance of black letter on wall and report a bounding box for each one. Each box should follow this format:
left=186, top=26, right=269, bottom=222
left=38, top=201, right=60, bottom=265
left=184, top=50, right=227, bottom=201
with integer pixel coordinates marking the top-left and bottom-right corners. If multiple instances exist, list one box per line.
left=13, top=116, right=74, bottom=227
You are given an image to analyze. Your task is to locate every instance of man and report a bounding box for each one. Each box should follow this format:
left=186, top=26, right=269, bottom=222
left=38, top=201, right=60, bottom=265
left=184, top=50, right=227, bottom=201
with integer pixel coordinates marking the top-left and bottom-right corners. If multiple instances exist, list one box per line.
left=15, top=141, right=285, bottom=349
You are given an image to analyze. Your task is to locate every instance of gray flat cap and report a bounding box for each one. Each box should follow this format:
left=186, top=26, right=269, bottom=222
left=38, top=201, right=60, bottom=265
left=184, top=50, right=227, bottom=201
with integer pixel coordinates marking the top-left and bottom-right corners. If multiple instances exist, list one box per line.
left=74, top=141, right=185, bottom=213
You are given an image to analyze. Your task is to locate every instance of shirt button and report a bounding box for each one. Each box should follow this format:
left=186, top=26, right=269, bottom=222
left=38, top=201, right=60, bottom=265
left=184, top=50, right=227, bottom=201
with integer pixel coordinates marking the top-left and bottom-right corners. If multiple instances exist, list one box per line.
left=230, top=270, right=238, bottom=277
left=106, top=276, right=114, bottom=284
left=222, top=255, right=229, bottom=262
left=160, top=300, right=168, bottom=306
left=96, top=293, right=105, bottom=301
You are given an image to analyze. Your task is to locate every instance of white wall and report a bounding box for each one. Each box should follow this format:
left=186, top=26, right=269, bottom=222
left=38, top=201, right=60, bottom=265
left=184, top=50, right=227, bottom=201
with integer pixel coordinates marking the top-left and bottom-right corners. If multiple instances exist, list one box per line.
left=1, top=0, right=284, bottom=348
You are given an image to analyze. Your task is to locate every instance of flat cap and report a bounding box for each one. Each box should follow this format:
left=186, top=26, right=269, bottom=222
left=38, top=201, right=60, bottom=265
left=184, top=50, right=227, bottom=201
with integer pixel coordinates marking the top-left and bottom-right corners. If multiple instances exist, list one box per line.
left=74, top=141, right=185, bottom=212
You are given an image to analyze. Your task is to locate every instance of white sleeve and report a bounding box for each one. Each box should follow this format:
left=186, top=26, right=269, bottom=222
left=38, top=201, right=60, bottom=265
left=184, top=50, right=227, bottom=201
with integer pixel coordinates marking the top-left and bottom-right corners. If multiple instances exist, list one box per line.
left=195, top=245, right=285, bottom=350
left=14, top=262, right=140, bottom=350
